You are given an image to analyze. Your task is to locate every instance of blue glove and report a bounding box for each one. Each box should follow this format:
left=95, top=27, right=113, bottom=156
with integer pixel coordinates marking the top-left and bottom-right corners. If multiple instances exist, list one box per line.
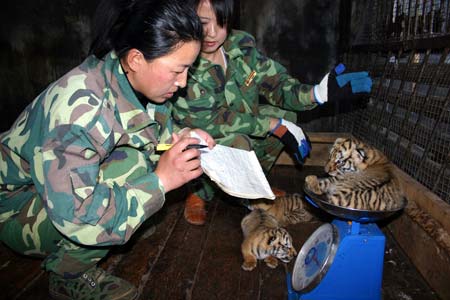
left=314, top=63, right=372, bottom=105
left=270, top=118, right=311, bottom=164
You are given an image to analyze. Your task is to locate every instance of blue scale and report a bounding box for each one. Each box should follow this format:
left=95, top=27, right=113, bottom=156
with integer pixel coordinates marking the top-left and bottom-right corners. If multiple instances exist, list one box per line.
left=287, top=188, right=407, bottom=300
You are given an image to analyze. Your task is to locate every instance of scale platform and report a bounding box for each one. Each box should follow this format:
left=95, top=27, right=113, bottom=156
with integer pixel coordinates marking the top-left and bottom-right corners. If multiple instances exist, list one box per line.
left=287, top=187, right=407, bottom=300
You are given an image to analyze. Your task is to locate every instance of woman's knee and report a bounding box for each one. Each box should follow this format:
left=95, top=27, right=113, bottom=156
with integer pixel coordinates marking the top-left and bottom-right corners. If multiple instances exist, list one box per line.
left=217, top=134, right=253, bottom=151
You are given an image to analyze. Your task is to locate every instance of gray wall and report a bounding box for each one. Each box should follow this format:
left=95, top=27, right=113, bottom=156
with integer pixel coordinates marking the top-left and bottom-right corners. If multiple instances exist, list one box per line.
left=0, top=0, right=342, bottom=132
left=0, top=0, right=97, bottom=131
left=239, top=0, right=342, bottom=131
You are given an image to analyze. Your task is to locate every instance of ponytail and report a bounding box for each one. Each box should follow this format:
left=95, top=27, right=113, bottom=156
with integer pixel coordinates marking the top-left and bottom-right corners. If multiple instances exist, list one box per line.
left=89, top=0, right=203, bottom=60
left=89, top=0, right=130, bottom=58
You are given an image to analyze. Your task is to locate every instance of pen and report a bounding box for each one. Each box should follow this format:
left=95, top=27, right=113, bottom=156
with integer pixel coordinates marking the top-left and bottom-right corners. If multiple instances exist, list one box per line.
left=185, top=144, right=209, bottom=150
left=156, top=143, right=208, bottom=151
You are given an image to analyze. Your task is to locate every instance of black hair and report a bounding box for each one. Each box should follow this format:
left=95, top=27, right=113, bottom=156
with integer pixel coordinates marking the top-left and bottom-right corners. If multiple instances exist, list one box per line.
left=89, top=0, right=203, bottom=60
left=187, top=0, right=234, bottom=33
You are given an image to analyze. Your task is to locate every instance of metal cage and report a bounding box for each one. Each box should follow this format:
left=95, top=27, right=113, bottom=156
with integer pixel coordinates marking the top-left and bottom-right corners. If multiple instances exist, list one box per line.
left=340, top=0, right=450, bottom=203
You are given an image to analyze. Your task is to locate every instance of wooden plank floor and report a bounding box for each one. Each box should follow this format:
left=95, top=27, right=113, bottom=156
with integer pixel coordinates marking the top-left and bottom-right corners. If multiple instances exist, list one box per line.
left=0, top=166, right=441, bottom=300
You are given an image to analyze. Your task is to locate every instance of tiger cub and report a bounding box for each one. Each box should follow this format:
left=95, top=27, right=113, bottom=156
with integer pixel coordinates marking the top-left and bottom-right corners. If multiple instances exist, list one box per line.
left=241, top=209, right=297, bottom=271
left=305, top=137, right=404, bottom=211
left=248, top=194, right=314, bottom=226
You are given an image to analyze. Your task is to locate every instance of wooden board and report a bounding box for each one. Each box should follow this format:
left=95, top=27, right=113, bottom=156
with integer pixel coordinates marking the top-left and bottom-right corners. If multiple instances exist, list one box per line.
left=388, top=214, right=450, bottom=300
left=394, top=166, right=450, bottom=236
left=276, top=144, right=331, bottom=166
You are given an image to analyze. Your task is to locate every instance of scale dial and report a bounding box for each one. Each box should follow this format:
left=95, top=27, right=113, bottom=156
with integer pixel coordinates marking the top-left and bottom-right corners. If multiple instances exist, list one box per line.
left=291, top=223, right=339, bottom=292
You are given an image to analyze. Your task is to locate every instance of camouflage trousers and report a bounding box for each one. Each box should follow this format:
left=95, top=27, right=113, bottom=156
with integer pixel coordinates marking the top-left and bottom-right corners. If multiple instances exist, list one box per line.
left=191, top=105, right=296, bottom=202
left=0, top=147, right=152, bottom=277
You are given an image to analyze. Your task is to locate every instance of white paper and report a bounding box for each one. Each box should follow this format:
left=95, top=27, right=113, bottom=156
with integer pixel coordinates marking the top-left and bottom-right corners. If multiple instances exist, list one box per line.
left=198, top=144, right=275, bottom=200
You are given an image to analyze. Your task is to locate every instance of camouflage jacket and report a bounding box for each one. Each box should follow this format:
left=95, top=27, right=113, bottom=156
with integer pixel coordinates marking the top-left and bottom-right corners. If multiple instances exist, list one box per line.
left=0, top=52, right=173, bottom=246
left=172, top=30, right=317, bottom=139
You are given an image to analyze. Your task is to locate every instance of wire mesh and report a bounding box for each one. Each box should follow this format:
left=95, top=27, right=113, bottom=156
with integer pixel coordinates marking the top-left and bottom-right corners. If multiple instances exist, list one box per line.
left=341, top=0, right=450, bottom=203
left=354, top=0, right=450, bottom=45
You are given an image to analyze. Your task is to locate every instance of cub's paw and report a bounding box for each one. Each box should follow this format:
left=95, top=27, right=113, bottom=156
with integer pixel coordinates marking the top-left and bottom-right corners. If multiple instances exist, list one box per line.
left=305, top=175, right=322, bottom=194
left=264, top=256, right=278, bottom=269
left=247, top=199, right=272, bottom=211
left=242, top=261, right=257, bottom=271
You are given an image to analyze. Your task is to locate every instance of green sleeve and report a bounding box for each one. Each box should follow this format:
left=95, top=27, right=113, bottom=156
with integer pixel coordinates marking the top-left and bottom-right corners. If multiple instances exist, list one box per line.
left=248, top=46, right=318, bottom=111
left=37, top=123, right=165, bottom=247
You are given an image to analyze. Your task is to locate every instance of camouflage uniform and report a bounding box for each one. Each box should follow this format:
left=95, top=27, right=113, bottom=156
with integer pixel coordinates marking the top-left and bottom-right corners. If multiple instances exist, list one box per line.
left=172, top=30, right=317, bottom=201
left=0, top=51, right=174, bottom=277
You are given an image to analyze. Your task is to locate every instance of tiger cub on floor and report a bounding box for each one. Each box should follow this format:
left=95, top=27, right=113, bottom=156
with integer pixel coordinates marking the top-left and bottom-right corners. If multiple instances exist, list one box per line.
left=241, top=209, right=297, bottom=271
left=248, top=194, right=314, bottom=226
left=305, top=137, right=404, bottom=211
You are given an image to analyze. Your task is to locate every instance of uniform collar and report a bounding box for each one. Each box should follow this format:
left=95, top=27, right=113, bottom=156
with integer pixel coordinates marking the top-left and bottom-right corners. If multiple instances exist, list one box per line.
left=223, top=29, right=251, bottom=60
left=190, top=30, right=246, bottom=75
left=104, top=52, right=155, bottom=132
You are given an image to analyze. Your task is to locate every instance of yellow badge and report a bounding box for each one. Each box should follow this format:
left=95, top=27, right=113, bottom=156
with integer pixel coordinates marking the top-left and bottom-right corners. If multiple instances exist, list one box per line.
left=244, top=70, right=257, bottom=87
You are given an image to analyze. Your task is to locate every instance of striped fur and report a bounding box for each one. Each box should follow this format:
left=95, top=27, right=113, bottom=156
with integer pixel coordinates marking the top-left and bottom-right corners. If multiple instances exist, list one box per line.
left=305, top=137, right=404, bottom=211
left=248, top=194, right=314, bottom=226
left=241, top=209, right=297, bottom=271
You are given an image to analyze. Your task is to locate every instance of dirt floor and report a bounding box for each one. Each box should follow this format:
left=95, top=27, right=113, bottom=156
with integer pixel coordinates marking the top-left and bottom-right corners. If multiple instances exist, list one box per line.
left=0, top=165, right=441, bottom=300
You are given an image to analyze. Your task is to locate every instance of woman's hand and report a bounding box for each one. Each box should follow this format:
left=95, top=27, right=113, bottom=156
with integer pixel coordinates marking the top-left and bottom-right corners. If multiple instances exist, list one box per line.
left=178, top=128, right=215, bottom=149
left=269, top=117, right=279, bottom=132
left=155, top=131, right=215, bottom=192
left=268, top=118, right=311, bottom=164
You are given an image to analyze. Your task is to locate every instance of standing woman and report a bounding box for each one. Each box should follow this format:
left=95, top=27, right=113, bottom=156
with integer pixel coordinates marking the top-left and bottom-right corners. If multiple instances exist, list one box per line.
left=172, top=0, right=372, bottom=225
left=0, top=0, right=214, bottom=299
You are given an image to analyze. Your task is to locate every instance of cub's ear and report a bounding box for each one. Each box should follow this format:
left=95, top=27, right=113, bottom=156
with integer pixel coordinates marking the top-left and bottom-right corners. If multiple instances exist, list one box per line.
left=334, top=137, right=346, bottom=145
left=267, top=236, right=276, bottom=245
left=355, top=148, right=367, bottom=162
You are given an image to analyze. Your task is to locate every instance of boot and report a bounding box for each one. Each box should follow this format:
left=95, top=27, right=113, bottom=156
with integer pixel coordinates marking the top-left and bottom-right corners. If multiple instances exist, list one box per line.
left=184, top=193, right=206, bottom=225
left=272, top=187, right=287, bottom=197
left=49, top=266, right=137, bottom=300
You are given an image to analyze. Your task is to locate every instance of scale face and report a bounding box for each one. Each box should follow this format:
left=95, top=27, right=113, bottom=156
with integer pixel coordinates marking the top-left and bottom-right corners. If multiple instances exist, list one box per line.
left=291, top=223, right=339, bottom=292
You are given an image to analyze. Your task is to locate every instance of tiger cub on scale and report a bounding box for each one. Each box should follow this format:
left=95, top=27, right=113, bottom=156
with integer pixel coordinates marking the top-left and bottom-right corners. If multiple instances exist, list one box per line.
left=305, top=137, right=404, bottom=211
left=248, top=194, right=314, bottom=226
left=241, top=209, right=297, bottom=271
